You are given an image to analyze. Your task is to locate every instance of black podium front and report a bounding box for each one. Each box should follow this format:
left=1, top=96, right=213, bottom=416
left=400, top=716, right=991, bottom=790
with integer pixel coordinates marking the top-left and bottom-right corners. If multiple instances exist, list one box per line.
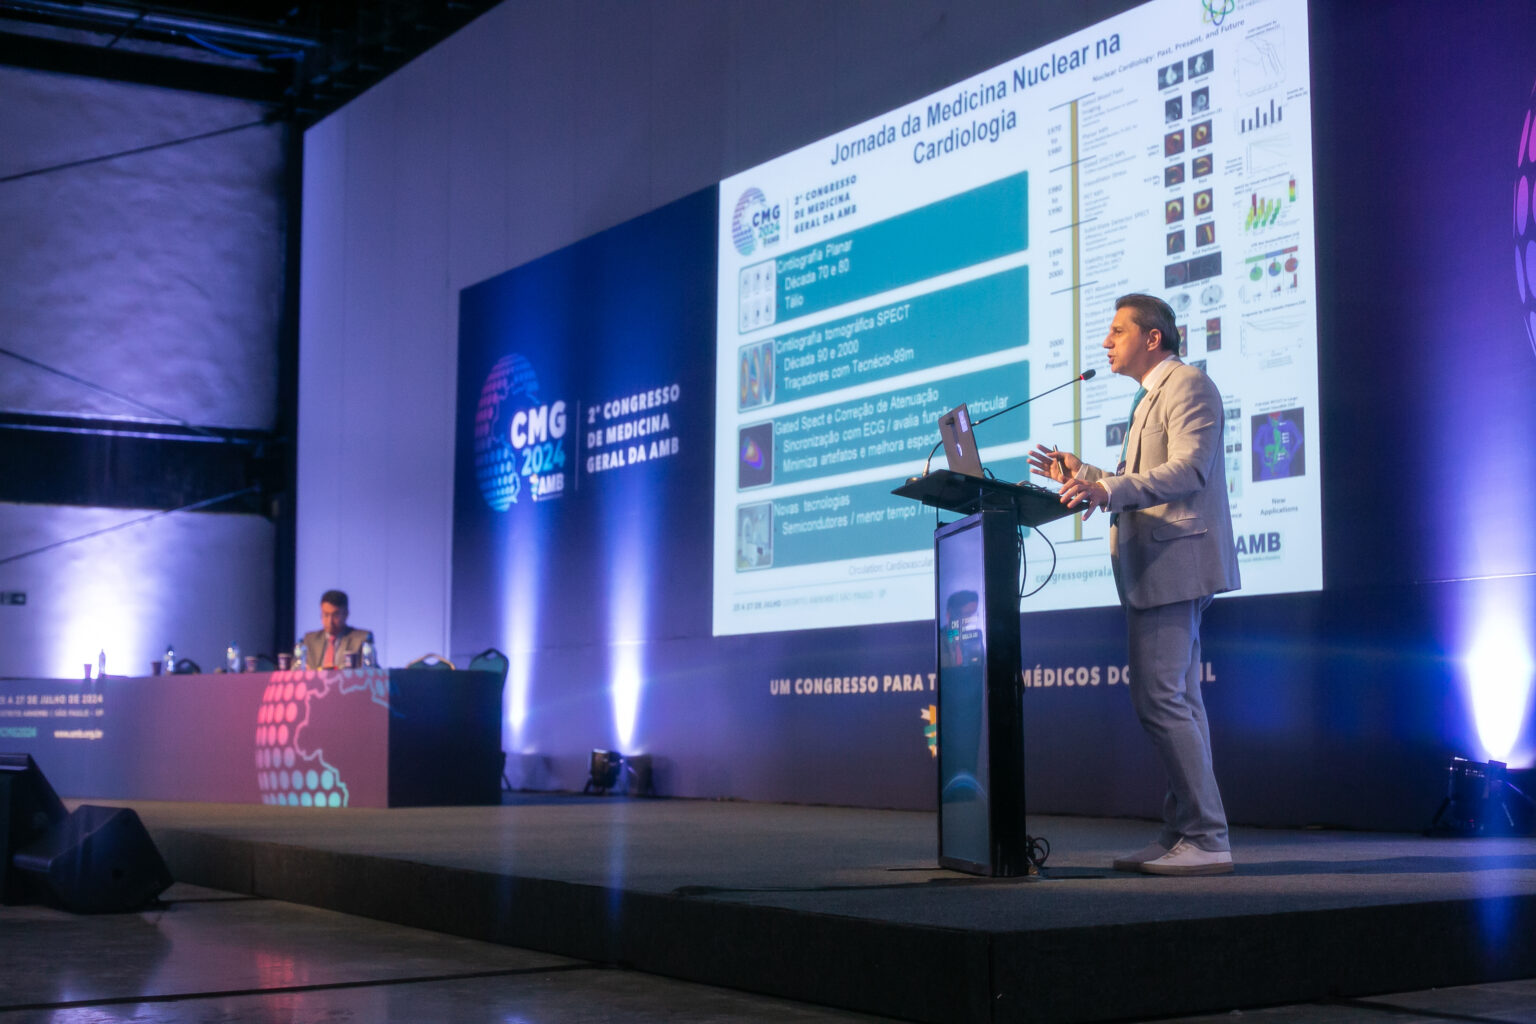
left=893, top=470, right=1078, bottom=876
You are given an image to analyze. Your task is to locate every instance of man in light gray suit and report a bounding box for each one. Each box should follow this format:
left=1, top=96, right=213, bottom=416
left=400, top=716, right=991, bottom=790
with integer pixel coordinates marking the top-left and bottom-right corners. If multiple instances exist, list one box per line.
left=1028, top=293, right=1240, bottom=876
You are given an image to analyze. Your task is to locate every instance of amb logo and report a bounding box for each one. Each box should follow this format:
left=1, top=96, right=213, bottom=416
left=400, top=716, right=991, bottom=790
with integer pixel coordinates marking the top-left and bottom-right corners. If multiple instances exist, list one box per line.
left=1235, top=531, right=1281, bottom=556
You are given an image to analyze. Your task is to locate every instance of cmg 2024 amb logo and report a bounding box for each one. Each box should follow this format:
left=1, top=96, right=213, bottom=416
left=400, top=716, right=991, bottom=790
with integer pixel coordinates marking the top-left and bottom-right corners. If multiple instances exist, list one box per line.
left=731, top=187, right=781, bottom=256
left=473, top=353, right=569, bottom=510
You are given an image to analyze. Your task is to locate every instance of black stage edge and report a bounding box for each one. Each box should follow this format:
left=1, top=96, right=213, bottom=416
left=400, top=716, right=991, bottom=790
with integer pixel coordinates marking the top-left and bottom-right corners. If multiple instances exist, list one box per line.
left=122, top=799, right=1536, bottom=1024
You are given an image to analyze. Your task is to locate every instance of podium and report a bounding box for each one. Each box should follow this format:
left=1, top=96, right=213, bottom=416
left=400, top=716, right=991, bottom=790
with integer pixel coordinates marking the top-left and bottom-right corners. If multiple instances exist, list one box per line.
left=892, top=470, right=1078, bottom=876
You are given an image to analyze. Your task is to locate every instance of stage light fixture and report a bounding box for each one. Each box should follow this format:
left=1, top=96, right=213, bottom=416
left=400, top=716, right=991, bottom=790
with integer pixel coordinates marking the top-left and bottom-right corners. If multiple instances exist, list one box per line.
left=1427, top=756, right=1536, bottom=836
left=585, top=749, right=623, bottom=794
left=623, top=754, right=655, bottom=797
left=582, top=750, right=656, bottom=796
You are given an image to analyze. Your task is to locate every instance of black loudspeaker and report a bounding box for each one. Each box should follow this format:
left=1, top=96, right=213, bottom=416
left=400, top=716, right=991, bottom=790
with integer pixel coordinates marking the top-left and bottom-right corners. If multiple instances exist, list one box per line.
left=12, top=804, right=174, bottom=914
left=0, top=753, right=69, bottom=903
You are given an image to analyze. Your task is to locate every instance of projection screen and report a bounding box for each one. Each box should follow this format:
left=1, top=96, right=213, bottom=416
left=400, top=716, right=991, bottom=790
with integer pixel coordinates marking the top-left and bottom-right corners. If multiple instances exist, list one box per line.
left=714, top=0, right=1318, bottom=635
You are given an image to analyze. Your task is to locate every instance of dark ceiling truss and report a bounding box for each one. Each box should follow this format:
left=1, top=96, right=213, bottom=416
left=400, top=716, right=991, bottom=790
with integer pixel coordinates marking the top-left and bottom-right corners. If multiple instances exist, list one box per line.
left=0, top=0, right=501, bottom=122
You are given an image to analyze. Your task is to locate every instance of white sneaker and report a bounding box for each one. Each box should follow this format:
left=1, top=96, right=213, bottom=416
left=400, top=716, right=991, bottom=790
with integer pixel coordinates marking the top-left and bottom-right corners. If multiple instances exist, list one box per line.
left=1140, top=839, right=1234, bottom=876
left=1112, top=841, right=1171, bottom=872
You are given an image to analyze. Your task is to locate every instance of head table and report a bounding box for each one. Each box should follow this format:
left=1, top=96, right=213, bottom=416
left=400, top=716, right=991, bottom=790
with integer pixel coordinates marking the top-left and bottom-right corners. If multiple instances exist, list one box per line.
left=0, top=668, right=503, bottom=807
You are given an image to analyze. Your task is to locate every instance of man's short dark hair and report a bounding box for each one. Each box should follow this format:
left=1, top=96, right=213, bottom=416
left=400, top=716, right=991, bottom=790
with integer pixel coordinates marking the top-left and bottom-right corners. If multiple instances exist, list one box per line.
left=1115, top=293, right=1181, bottom=352
left=321, top=589, right=349, bottom=609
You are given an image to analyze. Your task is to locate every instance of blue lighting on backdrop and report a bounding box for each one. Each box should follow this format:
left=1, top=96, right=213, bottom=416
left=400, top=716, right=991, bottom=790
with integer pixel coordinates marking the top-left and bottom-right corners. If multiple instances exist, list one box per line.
left=1461, top=583, right=1536, bottom=767
left=501, top=525, right=542, bottom=751
left=607, top=525, right=649, bottom=751
left=610, top=646, right=644, bottom=753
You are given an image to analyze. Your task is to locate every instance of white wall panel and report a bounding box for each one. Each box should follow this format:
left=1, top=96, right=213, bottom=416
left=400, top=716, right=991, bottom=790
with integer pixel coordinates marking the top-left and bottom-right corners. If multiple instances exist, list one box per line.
left=645, top=3, right=732, bottom=204
left=445, top=8, right=515, bottom=301
left=569, top=2, right=655, bottom=239
left=311, top=86, right=399, bottom=648
left=0, top=503, right=273, bottom=679
left=379, top=67, right=455, bottom=665
left=477, top=0, right=573, bottom=278
left=0, top=67, right=283, bottom=431
left=719, top=1, right=843, bottom=176
left=1, top=67, right=285, bottom=679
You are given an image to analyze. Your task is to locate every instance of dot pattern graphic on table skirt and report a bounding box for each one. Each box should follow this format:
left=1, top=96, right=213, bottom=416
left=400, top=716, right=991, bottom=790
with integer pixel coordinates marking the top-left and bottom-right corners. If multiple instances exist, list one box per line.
left=252, top=668, right=388, bottom=807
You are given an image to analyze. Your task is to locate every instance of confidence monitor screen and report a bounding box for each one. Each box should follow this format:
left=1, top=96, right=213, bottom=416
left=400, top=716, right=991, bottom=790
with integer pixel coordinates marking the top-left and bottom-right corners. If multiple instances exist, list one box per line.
left=714, top=0, right=1320, bottom=636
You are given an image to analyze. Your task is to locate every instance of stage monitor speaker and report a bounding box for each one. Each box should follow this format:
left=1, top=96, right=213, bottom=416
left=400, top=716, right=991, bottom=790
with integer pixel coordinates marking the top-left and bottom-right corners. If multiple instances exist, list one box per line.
left=12, top=804, right=173, bottom=913
left=0, top=753, right=69, bottom=903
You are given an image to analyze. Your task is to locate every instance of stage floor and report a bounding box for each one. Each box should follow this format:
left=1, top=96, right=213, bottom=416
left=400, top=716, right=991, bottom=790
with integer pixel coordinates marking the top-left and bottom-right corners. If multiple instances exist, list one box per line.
left=119, top=796, right=1536, bottom=1023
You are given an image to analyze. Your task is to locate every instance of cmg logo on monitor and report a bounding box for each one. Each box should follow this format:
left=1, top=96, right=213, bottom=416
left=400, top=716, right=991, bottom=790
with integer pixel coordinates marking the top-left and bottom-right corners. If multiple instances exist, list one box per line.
left=731, top=187, right=781, bottom=256
left=1235, top=531, right=1281, bottom=556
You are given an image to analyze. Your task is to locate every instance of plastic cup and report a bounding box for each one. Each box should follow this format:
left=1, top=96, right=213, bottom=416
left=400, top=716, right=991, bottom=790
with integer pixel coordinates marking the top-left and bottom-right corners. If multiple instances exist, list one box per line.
left=276, top=653, right=292, bottom=671
left=344, top=652, right=361, bottom=669
left=244, top=655, right=259, bottom=673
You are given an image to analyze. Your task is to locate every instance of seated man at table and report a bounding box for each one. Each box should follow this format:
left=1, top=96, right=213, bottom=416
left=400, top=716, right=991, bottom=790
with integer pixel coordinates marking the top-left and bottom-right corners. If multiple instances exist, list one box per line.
left=300, top=590, right=374, bottom=669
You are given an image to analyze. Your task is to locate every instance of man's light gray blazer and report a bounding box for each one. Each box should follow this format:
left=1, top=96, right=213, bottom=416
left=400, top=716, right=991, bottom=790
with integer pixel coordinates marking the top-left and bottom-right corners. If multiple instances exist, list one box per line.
left=1079, top=360, right=1240, bottom=609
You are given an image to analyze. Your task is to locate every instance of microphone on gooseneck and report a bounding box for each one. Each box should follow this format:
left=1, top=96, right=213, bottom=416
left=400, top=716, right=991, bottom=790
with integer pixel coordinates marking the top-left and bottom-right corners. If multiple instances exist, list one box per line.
left=920, top=369, right=1096, bottom=476
left=969, top=368, right=1095, bottom=429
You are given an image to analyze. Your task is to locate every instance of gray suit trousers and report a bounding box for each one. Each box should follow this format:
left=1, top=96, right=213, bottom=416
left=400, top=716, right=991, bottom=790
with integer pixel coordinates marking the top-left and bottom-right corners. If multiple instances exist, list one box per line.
left=1126, top=594, right=1229, bottom=852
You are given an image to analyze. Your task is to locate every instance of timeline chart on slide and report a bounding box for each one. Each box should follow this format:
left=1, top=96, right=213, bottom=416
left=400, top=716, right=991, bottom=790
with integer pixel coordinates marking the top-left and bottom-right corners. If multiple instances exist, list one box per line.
left=715, top=0, right=1321, bottom=636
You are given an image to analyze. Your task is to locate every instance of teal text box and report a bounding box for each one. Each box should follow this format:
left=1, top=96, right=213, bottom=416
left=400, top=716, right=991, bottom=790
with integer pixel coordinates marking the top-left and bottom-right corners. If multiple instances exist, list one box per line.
left=768, top=362, right=1031, bottom=486
left=769, top=173, right=1027, bottom=326
left=759, top=455, right=1033, bottom=569
left=773, top=267, right=1028, bottom=404
left=765, top=479, right=932, bottom=568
